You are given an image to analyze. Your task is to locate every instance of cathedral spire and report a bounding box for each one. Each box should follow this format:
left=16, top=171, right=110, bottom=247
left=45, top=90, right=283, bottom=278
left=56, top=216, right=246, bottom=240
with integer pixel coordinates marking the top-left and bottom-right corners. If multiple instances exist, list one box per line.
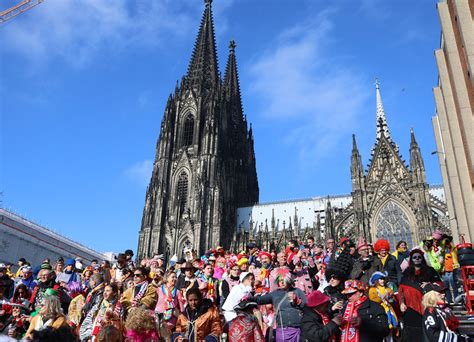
left=351, top=134, right=365, bottom=189
left=410, top=128, right=426, bottom=183
left=223, top=40, right=243, bottom=111
left=186, top=0, right=219, bottom=90
left=375, top=79, right=391, bottom=140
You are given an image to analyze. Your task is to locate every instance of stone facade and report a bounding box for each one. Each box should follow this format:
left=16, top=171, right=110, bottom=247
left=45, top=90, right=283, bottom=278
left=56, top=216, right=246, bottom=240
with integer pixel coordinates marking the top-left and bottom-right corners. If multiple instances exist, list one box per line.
left=236, top=82, right=450, bottom=250
left=137, top=0, right=258, bottom=260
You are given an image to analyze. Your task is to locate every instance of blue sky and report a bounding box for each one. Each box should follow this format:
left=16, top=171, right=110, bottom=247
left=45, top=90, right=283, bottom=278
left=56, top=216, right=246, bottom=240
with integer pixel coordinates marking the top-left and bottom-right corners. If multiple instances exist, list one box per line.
left=1, top=0, right=443, bottom=254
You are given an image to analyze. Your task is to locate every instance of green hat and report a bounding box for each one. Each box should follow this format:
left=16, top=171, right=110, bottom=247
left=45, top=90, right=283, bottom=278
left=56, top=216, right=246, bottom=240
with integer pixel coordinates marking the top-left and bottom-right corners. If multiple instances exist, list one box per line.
left=44, top=288, right=58, bottom=297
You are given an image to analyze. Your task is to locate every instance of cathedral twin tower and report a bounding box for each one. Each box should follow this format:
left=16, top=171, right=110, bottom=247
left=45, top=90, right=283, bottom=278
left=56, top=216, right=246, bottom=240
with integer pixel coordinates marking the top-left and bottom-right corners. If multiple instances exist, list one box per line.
left=137, top=0, right=258, bottom=260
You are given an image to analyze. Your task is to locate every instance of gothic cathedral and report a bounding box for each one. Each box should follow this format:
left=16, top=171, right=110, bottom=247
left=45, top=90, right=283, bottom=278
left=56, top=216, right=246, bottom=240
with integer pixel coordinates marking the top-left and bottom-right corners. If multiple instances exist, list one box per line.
left=137, top=0, right=258, bottom=260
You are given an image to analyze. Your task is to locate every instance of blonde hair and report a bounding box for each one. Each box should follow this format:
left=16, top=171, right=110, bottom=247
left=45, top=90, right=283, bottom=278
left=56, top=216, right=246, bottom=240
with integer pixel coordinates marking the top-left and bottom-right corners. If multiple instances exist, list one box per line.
left=42, top=295, right=63, bottom=321
left=422, top=290, right=441, bottom=309
left=124, top=308, right=157, bottom=335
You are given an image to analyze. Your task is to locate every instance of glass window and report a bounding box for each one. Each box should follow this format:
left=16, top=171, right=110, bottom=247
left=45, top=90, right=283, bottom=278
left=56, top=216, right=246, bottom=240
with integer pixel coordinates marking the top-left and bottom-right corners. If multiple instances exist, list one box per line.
left=176, top=172, right=188, bottom=213
left=375, top=200, right=414, bottom=249
left=182, top=115, right=194, bottom=147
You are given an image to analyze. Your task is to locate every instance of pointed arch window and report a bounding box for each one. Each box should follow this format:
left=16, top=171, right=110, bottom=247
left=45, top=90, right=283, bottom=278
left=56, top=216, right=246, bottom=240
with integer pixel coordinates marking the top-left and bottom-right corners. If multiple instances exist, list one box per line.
left=182, top=115, right=194, bottom=147
left=176, top=172, right=189, bottom=214
left=375, top=200, right=413, bottom=249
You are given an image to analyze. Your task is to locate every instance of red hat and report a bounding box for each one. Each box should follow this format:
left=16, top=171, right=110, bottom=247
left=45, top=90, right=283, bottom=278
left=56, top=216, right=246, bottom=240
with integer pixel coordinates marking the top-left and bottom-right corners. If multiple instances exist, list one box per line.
left=374, top=239, right=390, bottom=253
left=237, top=252, right=248, bottom=260
left=339, top=237, right=349, bottom=246
left=259, top=251, right=272, bottom=260
left=357, top=237, right=368, bottom=250
left=341, top=280, right=367, bottom=294
left=306, top=291, right=330, bottom=308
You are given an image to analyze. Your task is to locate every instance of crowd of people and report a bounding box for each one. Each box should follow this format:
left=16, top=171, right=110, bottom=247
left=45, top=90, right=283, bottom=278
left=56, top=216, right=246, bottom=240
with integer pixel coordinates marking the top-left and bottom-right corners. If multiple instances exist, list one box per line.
left=0, top=230, right=469, bottom=341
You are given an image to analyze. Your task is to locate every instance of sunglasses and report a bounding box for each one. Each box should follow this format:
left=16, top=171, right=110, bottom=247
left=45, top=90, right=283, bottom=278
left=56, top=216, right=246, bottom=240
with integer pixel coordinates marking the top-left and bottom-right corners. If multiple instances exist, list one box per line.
left=134, top=273, right=143, bottom=277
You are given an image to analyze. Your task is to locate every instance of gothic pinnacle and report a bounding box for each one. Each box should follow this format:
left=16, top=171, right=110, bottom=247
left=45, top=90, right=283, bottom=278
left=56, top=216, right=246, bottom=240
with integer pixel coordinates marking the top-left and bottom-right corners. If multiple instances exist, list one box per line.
left=375, top=78, right=392, bottom=141
left=229, top=40, right=236, bottom=54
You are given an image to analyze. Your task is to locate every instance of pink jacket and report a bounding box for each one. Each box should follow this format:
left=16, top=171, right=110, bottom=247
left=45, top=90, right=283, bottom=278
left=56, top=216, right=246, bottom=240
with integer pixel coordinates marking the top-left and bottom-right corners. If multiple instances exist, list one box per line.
left=154, top=285, right=184, bottom=314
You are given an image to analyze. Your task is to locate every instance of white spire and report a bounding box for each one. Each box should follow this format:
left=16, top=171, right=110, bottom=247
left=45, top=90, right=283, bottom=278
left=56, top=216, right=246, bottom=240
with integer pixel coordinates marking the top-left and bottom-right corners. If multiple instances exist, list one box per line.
left=375, top=78, right=391, bottom=140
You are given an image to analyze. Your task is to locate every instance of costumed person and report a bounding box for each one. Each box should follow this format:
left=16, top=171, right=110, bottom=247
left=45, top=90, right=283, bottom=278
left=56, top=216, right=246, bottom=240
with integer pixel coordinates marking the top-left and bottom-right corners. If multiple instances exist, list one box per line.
left=441, top=236, right=460, bottom=304
left=120, top=267, right=157, bottom=313
left=327, top=238, right=354, bottom=278
left=340, top=280, right=390, bottom=342
left=174, top=288, right=222, bottom=342
left=17, top=265, right=37, bottom=292
left=66, top=281, right=85, bottom=331
left=12, top=283, right=30, bottom=306
left=368, top=272, right=399, bottom=341
left=300, top=290, right=342, bottom=342
left=197, top=264, right=219, bottom=304
left=219, top=262, right=240, bottom=307
left=124, top=307, right=159, bottom=342
left=237, top=253, right=249, bottom=272
left=154, top=271, right=184, bottom=341
left=398, top=248, right=441, bottom=340
left=250, top=268, right=306, bottom=342
left=392, top=241, right=410, bottom=271
left=422, top=289, right=463, bottom=342
left=80, top=283, right=121, bottom=341
left=30, top=268, right=56, bottom=311
left=350, top=237, right=382, bottom=285
left=255, top=251, right=273, bottom=295
left=176, top=262, right=199, bottom=294
left=222, top=272, right=255, bottom=322
left=373, top=239, right=401, bottom=291
left=25, top=292, right=69, bottom=339
left=4, top=301, right=30, bottom=339
left=228, top=300, right=265, bottom=342
left=0, top=264, right=14, bottom=300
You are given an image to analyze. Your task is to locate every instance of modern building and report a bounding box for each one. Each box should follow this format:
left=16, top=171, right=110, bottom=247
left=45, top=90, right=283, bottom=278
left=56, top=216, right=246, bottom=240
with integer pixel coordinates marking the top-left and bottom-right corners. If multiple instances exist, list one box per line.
left=236, top=83, right=450, bottom=251
left=137, top=0, right=258, bottom=260
left=432, top=0, right=473, bottom=243
left=0, top=208, right=110, bottom=267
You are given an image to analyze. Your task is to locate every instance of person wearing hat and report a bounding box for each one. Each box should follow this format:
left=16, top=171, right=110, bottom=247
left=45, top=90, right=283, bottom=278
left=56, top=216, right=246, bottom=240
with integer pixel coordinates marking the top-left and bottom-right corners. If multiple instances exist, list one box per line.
left=197, top=263, right=219, bottom=304
left=110, top=253, right=128, bottom=284
left=374, top=239, right=401, bottom=290
left=398, top=248, right=442, bottom=340
left=323, top=269, right=346, bottom=315
left=15, top=258, right=27, bottom=278
left=55, top=258, right=81, bottom=286
left=25, top=292, right=69, bottom=339
left=18, top=265, right=37, bottom=292
left=368, top=272, right=399, bottom=338
left=228, top=299, right=264, bottom=341
left=5, top=300, right=30, bottom=339
left=350, top=237, right=383, bottom=285
left=340, top=280, right=389, bottom=342
left=222, top=271, right=255, bottom=322
left=300, top=290, right=342, bottom=342
left=249, top=268, right=306, bottom=342
left=255, top=251, right=273, bottom=295
left=420, top=237, right=443, bottom=273
left=124, top=249, right=135, bottom=269
left=176, top=262, right=198, bottom=292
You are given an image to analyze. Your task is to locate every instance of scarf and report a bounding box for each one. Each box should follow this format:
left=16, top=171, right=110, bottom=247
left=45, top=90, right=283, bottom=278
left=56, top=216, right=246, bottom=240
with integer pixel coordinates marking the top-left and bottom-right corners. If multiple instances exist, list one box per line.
left=161, top=285, right=177, bottom=320
left=379, top=255, right=388, bottom=266
left=126, top=329, right=159, bottom=342
left=315, top=309, right=336, bottom=342
left=92, top=299, right=114, bottom=336
left=131, top=281, right=149, bottom=308
left=341, top=296, right=367, bottom=342
left=206, top=277, right=216, bottom=301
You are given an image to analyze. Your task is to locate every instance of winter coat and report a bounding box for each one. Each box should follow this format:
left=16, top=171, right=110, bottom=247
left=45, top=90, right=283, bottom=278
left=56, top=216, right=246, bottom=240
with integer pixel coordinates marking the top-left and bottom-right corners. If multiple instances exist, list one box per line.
left=422, top=307, right=463, bottom=342
left=175, top=299, right=222, bottom=341
left=120, top=282, right=157, bottom=311
left=25, top=314, right=68, bottom=339
left=251, top=287, right=306, bottom=328
left=222, top=283, right=253, bottom=322
left=229, top=312, right=265, bottom=342
left=342, top=298, right=390, bottom=342
left=300, top=306, right=339, bottom=342
left=350, top=256, right=383, bottom=285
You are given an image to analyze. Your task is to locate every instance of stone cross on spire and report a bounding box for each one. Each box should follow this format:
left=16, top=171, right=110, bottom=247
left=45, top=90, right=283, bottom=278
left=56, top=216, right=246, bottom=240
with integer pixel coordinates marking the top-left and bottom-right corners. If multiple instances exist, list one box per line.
left=375, top=78, right=392, bottom=140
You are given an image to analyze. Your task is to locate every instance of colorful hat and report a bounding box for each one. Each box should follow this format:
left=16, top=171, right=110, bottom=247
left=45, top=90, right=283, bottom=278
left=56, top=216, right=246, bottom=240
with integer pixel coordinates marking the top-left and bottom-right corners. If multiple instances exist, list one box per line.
left=259, top=251, right=272, bottom=260
left=65, top=258, right=75, bottom=266
left=239, top=272, right=253, bottom=282
left=374, top=239, right=390, bottom=253
left=339, top=237, right=349, bottom=246
left=357, top=237, right=368, bottom=250
left=44, top=288, right=59, bottom=297
left=237, top=258, right=249, bottom=266
left=341, top=280, right=367, bottom=295
left=306, top=291, right=330, bottom=308
left=432, top=230, right=443, bottom=240
left=237, top=251, right=248, bottom=260
left=369, top=271, right=388, bottom=286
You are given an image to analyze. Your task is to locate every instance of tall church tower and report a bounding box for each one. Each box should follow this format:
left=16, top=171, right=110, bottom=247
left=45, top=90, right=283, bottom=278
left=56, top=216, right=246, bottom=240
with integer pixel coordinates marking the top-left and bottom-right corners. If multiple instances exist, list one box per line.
left=138, top=0, right=258, bottom=259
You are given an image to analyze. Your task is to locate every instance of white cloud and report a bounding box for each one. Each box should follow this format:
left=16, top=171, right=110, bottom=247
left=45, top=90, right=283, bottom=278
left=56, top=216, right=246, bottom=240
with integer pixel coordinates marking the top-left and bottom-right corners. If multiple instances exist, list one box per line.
left=247, top=8, right=369, bottom=163
left=2, top=0, right=203, bottom=68
left=125, top=160, right=153, bottom=186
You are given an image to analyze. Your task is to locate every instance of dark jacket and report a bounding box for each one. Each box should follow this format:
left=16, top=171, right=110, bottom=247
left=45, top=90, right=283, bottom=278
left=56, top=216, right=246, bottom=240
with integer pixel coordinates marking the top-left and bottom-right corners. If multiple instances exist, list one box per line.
left=251, top=287, right=306, bottom=328
left=300, top=306, right=339, bottom=342
left=342, top=298, right=390, bottom=342
left=350, top=256, right=383, bottom=285
left=380, top=254, right=402, bottom=285
left=422, top=307, right=463, bottom=342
